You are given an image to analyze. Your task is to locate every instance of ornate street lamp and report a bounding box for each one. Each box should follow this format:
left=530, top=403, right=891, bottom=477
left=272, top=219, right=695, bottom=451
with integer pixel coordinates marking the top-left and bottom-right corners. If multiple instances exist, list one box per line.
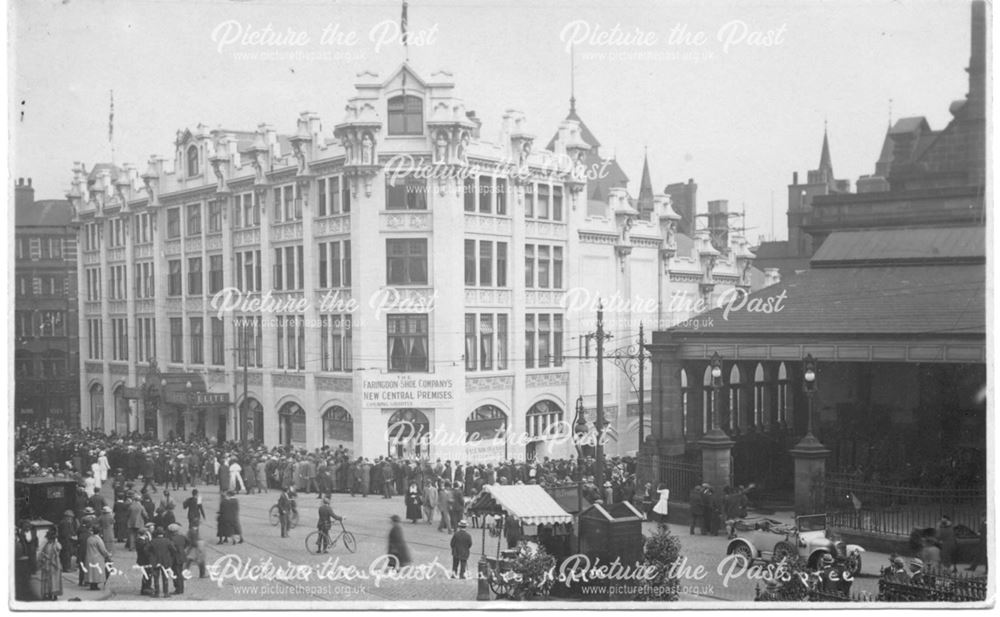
left=802, top=354, right=817, bottom=437
left=710, top=352, right=723, bottom=431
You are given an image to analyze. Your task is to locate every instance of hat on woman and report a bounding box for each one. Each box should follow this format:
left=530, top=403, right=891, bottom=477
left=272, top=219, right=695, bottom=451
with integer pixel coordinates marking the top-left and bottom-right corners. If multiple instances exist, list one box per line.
left=820, top=553, right=834, bottom=566
left=458, top=520, right=468, bottom=528
left=390, top=515, right=401, bottom=523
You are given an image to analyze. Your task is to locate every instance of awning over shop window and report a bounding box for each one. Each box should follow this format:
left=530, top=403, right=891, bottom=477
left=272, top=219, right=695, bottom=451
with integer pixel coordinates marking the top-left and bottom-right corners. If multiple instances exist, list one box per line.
left=468, top=484, right=573, bottom=525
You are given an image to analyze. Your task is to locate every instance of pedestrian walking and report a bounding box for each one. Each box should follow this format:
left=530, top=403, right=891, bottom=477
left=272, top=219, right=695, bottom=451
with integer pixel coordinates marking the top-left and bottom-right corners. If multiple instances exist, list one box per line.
left=57, top=509, right=77, bottom=572
left=99, top=506, right=116, bottom=545
left=652, top=484, right=670, bottom=523
left=422, top=480, right=436, bottom=525
left=450, top=520, right=472, bottom=579
left=146, top=527, right=179, bottom=598
left=688, top=483, right=705, bottom=535
left=183, top=489, right=206, bottom=528
left=218, top=491, right=243, bottom=544
left=38, top=529, right=63, bottom=600
left=229, top=459, right=246, bottom=494
left=437, top=483, right=454, bottom=533
left=185, top=525, right=207, bottom=579
left=405, top=484, right=423, bottom=523
left=387, top=515, right=411, bottom=570
left=83, top=525, right=112, bottom=591
left=166, top=523, right=188, bottom=595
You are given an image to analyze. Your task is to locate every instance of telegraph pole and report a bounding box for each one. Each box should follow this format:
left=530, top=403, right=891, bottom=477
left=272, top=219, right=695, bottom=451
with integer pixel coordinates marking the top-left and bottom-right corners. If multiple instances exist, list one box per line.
left=242, top=323, right=249, bottom=445
left=593, top=302, right=613, bottom=487
left=638, top=322, right=645, bottom=448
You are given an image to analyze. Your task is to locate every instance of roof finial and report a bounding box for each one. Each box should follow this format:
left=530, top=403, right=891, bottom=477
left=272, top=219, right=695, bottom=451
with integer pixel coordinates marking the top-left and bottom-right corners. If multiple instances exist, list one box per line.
left=570, top=43, right=576, bottom=114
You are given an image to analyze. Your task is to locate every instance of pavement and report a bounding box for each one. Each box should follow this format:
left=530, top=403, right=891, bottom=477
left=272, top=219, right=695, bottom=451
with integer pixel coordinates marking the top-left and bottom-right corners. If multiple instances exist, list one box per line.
left=22, top=480, right=983, bottom=606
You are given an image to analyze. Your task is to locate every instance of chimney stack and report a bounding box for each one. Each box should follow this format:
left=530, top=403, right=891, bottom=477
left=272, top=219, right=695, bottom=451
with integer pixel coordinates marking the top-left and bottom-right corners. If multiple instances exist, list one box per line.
left=967, top=0, right=986, bottom=119
left=15, top=177, right=35, bottom=210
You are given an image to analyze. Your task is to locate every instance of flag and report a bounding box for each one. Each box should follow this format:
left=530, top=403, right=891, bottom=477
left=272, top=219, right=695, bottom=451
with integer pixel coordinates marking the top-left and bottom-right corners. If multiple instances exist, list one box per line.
left=108, top=90, right=114, bottom=143
left=401, top=1, right=408, bottom=47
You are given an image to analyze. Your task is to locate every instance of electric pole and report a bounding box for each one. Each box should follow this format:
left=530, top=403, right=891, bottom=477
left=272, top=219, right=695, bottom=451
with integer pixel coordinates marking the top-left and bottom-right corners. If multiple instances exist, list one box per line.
left=590, top=302, right=613, bottom=487
left=638, top=322, right=645, bottom=448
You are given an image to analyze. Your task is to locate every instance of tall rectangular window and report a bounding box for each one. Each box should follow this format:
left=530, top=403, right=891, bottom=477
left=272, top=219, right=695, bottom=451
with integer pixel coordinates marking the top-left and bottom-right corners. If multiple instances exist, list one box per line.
left=553, top=186, right=563, bottom=221
left=211, top=317, right=225, bottom=365
left=208, top=200, right=222, bottom=232
left=464, top=240, right=476, bottom=286
left=170, top=318, right=183, bottom=363
left=464, top=314, right=477, bottom=371
left=464, top=177, right=476, bottom=212
left=525, top=314, right=536, bottom=369
left=190, top=317, right=204, bottom=364
left=497, top=314, right=508, bottom=370
left=188, top=257, right=202, bottom=295
left=525, top=184, right=535, bottom=218
left=330, top=242, right=342, bottom=288
left=496, top=178, right=507, bottom=215
left=387, top=95, right=423, bottom=135
left=168, top=260, right=182, bottom=296
left=553, top=247, right=563, bottom=289
left=525, top=245, right=534, bottom=288
left=187, top=203, right=202, bottom=236
left=386, top=239, right=428, bottom=285
left=480, top=314, right=494, bottom=370
left=479, top=241, right=493, bottom=286
left=209, top=255, right=223, bottom=294
left=343, top=241, right=351, bottom=286
left=320, top=315, right=351, bottom=372
left=276, top=317, right=285, bottom=368
left=387, top=314, right=429, bottom=372
left=342, top=180, right=351, bottom=213
left=478, top=176, right=492, bottom=213
left=538, top=246, right=550, bottom=289
left=318, top=176, right=327, bottom=216
left=273, top=248, right=284, bottom=290
left=497, top=242, right=508, bottom=287
left=538, top=314, right=551, bottom=368
left=319, top=243, right=328, bottom=288
left=328, top=177, right=341, bottom=214
left=538, top=184, right=550, bottom=219
left=167, top=208, right=180, bottom=238
left=553, top=314, right=564, bottom=367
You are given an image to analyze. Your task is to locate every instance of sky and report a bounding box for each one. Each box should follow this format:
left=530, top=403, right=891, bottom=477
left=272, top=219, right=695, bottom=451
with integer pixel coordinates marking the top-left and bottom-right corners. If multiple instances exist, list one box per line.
left=9, top=0, right=977, bottom=243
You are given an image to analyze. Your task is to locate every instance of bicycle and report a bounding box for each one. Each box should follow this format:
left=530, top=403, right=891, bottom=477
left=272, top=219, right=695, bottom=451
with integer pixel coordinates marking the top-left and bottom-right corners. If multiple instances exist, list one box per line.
left=305, top=519, right=356, bottom=554
left=269, top=504, right=300, bottom=528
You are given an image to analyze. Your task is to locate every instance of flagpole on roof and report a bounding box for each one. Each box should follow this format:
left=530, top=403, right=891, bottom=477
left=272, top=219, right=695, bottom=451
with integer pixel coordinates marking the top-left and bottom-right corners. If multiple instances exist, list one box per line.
left=401, top=0, right=409, bottom=63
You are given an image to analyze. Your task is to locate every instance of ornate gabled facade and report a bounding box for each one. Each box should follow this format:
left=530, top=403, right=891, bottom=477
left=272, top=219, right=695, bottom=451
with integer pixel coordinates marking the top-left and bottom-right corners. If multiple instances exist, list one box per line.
left=69, top=64, right=759, bottom=460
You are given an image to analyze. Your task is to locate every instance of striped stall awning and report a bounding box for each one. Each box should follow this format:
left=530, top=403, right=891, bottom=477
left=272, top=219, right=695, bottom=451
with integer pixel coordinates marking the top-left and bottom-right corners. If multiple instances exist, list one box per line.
left=469, top=484, right=573, bottom=525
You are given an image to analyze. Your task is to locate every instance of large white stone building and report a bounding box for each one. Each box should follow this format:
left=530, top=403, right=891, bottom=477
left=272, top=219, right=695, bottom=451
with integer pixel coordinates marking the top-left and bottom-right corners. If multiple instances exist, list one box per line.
left=68, top=64, right=762, bottom=462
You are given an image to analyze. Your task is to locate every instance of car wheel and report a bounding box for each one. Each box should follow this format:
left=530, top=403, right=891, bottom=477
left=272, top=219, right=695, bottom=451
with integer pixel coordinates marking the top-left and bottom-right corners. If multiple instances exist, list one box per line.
left=731, top=543, right=753, bottom=565
left=846, top=554, right=863, bottom=578
left=773, top=541, right=795, bottom=562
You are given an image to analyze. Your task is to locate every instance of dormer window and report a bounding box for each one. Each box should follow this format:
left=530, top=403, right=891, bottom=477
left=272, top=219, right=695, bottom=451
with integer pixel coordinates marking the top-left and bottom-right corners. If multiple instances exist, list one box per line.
left=387, top=95, right=423, bottom=135
left=187, top=144, right=200, bottom=176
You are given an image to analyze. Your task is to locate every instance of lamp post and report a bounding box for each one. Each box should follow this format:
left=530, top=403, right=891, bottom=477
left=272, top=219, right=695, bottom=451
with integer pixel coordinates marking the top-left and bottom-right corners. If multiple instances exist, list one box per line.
left=789, top=353, right=830, bottom=514
left=710, top=352, right=723, bottom=431
left=698, top=351, right=735, bottom=490
left=803, top=354, right=817, bottom=437
left=573, top=396, right=587, bottom=459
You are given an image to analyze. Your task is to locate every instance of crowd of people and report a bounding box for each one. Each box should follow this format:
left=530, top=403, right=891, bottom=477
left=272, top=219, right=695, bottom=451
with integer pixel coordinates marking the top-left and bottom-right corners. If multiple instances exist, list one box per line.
left=14, top=426, right=657, bottom=598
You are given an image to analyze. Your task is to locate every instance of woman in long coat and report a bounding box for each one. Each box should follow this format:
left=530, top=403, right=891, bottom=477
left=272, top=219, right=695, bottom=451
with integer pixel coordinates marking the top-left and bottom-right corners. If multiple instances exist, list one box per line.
left=404, top=484, right=423, bottom=523
left=387, top=515, right=411, bottom=569
left=99, top=506, right=116, bottom=546
left=39, top=529, right=63, bottom=600
left=84, top=526, right=112, bottom=590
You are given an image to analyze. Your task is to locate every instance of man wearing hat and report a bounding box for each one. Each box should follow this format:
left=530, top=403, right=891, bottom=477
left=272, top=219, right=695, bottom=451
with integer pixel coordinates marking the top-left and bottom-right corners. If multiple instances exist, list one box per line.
left=316, top=498, right=343, bottom=552
left=127, top=496, right=147, bottom=552
left=908, top=557, right=927, bottom=584
left=166, top=523, right=189, bottom=595
left=57, top=509, right=77, bottom=572
left=136, top=523, right=155, bottom=596
left=688, top=483, right=706, bottom=535
left=89, top=487, right=107, bottom=514
left=449, top=520, right=473, bottom=579
left=147, top=527, right=180, bottom=598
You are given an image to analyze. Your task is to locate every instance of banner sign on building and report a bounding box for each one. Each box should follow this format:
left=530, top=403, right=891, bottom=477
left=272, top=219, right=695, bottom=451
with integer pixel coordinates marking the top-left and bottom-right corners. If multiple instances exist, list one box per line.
left=362, top=374, right=455, bottom=408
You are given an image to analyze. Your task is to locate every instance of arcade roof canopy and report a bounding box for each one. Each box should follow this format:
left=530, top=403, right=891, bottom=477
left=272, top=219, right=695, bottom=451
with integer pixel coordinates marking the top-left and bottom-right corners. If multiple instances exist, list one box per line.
left=468, top=485, right=573, bottom=525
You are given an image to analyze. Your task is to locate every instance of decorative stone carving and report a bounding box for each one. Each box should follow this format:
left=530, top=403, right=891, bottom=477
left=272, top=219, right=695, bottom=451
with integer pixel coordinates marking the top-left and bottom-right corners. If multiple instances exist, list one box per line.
left=525, top=372, right=569, bottom=388
left=466, top=375, right=514, bottom=392
left=316, top=376, right=353, bottom=392
left=273, top=373, right=306, bottom=390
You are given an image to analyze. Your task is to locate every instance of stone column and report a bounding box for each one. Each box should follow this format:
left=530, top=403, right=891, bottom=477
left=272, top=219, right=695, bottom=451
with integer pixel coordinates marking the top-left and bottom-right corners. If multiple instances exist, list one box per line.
left=789, top=434, right=830, bottom=515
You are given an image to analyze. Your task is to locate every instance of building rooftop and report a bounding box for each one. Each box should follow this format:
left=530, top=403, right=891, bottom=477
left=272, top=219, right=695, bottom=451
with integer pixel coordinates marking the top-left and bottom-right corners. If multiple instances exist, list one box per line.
left=811, top=226, right=985, bottom=265
left=16, top=199, right=75, bottom=227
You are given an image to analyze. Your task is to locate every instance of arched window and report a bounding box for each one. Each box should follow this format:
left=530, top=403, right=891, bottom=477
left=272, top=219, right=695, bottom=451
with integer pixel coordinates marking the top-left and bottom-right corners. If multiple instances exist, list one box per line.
left=680, top=369, right=689, bottom=441
left=729, top=365, right=742, bottom=431
left=114, top=385, right=130, bottom=435
left=526, top=400, right=563, bottom=461
left=754, top=363, right=766, bottom=427
left=777, top=363, right=789, bottom=426
left=187, top=145, right=200, bottom=177
left=278, top=401, right=306, bottom=447
left=466, top=405, right=508, bottom=462
left=702, top=366, right=714, bottom=433
left=90, top=383, right=105, bottom=432
left=242, top=398, right=263, bottom=442
left=387, top=95, right=423, bottom=135
left=322, top=406, right=354, bottom=451
left=387, top=408, right=430, bottom=458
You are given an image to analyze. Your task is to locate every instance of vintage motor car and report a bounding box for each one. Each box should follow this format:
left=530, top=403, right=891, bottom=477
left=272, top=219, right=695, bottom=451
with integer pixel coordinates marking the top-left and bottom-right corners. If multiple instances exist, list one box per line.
left=726, top=514, right=865, bottom=576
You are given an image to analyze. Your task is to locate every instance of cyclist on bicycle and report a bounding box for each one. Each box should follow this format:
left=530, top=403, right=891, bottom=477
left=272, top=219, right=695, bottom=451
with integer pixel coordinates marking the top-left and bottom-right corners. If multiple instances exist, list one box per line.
left=317, top=498, right=343, bottom=553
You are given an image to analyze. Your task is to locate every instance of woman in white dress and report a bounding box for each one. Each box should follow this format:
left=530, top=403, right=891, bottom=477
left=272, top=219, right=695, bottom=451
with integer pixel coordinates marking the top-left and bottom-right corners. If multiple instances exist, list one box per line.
left=652, top=484, right=670, bottom=523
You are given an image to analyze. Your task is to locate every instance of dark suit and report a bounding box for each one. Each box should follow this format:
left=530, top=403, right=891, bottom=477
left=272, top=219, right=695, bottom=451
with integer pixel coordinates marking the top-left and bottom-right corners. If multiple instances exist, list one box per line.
left=450, top=529, right=473, bottom=578
left=146, top=536, right=179, bottom=596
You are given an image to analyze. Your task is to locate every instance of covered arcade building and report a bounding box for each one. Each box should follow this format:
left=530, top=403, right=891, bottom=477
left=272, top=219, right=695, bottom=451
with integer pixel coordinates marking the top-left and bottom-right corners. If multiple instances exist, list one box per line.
left=641, top=225, right=986, bottom=515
